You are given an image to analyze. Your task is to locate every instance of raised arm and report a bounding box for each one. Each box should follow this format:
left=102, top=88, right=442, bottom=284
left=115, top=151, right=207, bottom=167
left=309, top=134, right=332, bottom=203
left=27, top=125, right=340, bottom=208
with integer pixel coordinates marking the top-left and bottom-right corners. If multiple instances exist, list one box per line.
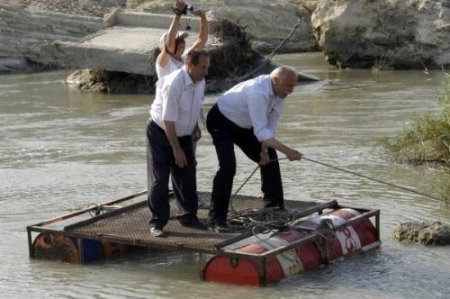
left=189, top=10, right=208, bottom=51
left=156, top=1, right=186, bottom=67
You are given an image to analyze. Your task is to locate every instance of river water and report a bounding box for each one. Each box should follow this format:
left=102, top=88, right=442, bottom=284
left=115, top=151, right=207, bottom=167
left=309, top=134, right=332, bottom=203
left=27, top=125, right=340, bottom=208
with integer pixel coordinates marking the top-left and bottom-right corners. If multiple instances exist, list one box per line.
left=1, top=53, right=449, bottom=298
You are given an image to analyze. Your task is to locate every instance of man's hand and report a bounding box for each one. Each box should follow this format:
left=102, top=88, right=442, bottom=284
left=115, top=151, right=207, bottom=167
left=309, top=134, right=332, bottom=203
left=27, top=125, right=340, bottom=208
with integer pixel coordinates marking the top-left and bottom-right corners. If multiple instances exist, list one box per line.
left=193, top=126, right=202, bottom=142
left=173, top=146, right=187, bottom=168
left=259, top=150, right=270, bottom=166
left=285, top=148, right=303, bottom=161
left=173, top=0, right=187, bottom=15
left=164, top=121, right=187, bottom=168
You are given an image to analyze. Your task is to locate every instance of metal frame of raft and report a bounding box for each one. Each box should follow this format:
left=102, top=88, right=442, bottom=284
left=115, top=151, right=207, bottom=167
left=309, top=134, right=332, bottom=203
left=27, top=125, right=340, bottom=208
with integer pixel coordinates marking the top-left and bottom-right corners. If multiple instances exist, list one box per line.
left=26, top=191, right=381, bottom=286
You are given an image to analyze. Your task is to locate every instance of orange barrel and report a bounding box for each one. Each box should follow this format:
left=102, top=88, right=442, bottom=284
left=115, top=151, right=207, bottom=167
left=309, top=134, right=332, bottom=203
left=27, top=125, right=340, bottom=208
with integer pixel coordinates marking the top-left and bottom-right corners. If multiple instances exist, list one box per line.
left=32, top=233, right=81, bottom=263
left=32, top=233, right=128, bottom=263
left=203, top=229, right=323, bottom=286
left=203, top=208, right=378, bottom=286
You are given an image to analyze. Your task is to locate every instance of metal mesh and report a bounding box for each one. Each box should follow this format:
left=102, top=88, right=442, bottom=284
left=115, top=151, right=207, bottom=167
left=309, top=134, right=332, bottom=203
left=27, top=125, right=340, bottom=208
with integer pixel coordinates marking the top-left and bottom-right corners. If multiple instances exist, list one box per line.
left=65, top=192, right=320, bottom=254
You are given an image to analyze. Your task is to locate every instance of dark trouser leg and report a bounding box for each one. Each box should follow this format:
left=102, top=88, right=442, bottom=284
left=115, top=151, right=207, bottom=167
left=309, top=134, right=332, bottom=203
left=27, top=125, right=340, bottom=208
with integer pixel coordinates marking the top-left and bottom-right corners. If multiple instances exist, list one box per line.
left=146, top=119, right=154, bottom=201
left=235, top=129, right=284, bottom=209
left=171, top=136, right=198, bottom=221
left=146, top=120, right=171, bottom=229
left=261, top=148, right=284, bottom=208
left=206, top=105, right=236, bottom=223
left=171, top=136, right=198, bottom=210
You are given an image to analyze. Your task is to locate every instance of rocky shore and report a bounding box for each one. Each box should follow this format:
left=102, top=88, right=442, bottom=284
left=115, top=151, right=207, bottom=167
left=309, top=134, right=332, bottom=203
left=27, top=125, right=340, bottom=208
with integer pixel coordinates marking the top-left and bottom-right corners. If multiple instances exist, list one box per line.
left=0, top=0, right=317, bottom=74
left=15, top=0, right=126, bottom=17
left=1, top=0, right=449, bottom=72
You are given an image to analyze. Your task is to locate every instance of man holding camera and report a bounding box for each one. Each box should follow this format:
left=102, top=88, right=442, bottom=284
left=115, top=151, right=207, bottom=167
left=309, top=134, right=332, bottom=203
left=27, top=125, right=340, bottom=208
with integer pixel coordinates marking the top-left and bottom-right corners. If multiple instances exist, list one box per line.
left=153, top=1, right=209, bottom=211
left=156, top=0, right=208, bottom=79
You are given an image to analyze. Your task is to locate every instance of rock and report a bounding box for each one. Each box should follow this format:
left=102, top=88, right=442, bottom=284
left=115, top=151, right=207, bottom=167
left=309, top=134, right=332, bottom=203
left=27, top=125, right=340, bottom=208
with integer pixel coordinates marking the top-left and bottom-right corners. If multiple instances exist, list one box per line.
left=0, top=3, right=103, bottom=73
left=392, top=221, right=450, bottom=246
left=140, top=0, right=319, bottom=54
left=62, top=18, right=264, bottom=94
left=311, top=0, right=450, bottom=69
left=0, top=0, right=319, bottom=92
left=16, top=0, right=126, bottom=17
left=66, top=69, right=156, bottom=93
left=207, top=0, right=318, bottom=54
left=0, top=57, right=35, bottom=73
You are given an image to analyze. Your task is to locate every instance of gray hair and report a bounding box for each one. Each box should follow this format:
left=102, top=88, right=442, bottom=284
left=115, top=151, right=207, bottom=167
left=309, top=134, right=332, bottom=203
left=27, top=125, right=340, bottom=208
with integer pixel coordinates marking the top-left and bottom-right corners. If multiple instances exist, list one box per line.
left=270, top=66, right=297, bottom=81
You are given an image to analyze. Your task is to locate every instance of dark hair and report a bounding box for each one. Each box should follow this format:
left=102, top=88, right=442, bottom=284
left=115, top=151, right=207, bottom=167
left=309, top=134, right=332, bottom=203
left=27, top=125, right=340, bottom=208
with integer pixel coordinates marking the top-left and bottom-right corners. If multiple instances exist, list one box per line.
left=173, top=37, right=186, bottom=55
left=186, top=49, right=209, bottom=66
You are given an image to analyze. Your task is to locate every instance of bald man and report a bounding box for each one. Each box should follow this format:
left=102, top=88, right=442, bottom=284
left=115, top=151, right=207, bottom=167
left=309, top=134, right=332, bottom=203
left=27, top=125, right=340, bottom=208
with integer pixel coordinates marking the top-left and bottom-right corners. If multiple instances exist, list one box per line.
left=206, top=66, right=303, bottom=232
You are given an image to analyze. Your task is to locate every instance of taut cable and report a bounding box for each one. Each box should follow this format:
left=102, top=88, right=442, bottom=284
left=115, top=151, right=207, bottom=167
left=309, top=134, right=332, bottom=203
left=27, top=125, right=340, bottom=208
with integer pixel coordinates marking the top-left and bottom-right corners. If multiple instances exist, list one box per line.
left=302, top=156, right=445, bottom=202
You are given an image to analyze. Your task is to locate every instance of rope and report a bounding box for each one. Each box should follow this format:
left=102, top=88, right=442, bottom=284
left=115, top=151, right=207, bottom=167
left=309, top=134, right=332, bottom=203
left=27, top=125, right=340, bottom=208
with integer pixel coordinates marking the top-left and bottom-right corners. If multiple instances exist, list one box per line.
left=171, top=153, right=444, bottom=235
left=226, top=154, right=445, bottom=234
left=302, top=156, right=445, bottom=202
left=229, top=164, right=260, bottom=215
left=228, top=158, right=296, bottom=231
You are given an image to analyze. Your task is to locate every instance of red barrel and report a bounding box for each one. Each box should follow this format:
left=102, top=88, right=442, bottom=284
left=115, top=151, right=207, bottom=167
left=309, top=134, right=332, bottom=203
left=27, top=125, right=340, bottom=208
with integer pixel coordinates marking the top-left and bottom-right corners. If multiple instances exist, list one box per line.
left=298, top=208, right=378, bottom=261
left=203, top=208, right=378, bottom=286
left=203, top=229, right=323, bottom=286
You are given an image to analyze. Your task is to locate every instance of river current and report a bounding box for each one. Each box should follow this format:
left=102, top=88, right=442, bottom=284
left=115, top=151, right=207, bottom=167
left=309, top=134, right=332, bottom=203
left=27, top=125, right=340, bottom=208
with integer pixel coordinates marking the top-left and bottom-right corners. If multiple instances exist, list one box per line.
left=1, top=53, right=449, bottom=298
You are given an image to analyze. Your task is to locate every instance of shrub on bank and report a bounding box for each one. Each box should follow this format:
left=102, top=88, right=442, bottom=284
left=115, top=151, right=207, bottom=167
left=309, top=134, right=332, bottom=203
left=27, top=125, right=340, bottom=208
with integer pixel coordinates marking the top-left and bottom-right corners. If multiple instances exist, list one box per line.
left=377, top=73, right=450, bottom=200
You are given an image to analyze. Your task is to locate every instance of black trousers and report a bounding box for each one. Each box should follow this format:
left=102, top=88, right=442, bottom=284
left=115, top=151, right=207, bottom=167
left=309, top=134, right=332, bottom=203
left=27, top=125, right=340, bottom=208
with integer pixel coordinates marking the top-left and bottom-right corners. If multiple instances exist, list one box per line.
left=146, top=119, right=198, bottom=229
left=206, top=104, right=284, bottom=224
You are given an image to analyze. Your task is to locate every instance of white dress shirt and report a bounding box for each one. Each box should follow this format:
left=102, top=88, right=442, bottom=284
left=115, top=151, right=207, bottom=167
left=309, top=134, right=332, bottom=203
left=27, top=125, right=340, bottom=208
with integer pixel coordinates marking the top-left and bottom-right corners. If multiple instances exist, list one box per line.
left=217, top=75, right=283, bottom=142
left=156, top=56, right=184, bottom=79
left=150, top=66, right=205, bottom=136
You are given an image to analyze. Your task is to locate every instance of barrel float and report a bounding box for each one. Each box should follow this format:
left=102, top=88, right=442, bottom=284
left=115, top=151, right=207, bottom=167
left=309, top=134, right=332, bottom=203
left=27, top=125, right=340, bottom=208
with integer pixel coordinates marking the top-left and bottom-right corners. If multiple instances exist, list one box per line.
left=32, top=233, right=81, bottom=263
left=102, top=240, right=128, bottom=258
left=32, top=233, right=128, bottom=263
left=203, top=208, right=378, bottom=286
left=298, top=208, right=378, bottom=261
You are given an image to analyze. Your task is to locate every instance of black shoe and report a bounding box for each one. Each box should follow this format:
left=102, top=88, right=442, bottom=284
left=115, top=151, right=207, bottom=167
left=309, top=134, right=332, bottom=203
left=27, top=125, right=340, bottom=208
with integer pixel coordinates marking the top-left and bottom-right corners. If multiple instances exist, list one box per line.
left=208, top=220, right=233, bottom=233
left=180, top=216, right=207, bottom=230
left=264, top=205, right=287, bottom=213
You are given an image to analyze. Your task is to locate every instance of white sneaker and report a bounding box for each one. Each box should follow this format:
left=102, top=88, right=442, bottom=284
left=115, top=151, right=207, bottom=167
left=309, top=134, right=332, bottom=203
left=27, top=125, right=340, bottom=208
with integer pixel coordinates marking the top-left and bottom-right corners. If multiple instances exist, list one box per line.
left=150, top=227, right=165, bottom=237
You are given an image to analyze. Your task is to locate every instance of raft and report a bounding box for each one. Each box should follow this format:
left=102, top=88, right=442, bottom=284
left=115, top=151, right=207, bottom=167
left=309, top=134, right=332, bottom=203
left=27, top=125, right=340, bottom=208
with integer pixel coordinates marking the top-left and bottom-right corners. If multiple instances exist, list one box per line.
left=27, top=191, right=381, bottom=286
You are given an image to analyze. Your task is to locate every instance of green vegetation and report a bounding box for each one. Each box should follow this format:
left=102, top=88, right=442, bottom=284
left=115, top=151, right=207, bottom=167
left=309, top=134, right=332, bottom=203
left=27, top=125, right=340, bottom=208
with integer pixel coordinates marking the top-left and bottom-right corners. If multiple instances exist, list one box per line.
left=377, top=73, right=450, bottom=200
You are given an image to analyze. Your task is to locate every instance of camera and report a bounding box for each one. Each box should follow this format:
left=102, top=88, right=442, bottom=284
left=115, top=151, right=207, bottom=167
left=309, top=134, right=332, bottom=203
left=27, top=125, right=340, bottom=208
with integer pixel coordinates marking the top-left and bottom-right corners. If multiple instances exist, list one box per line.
left=174, top=4, right=199, bottom=15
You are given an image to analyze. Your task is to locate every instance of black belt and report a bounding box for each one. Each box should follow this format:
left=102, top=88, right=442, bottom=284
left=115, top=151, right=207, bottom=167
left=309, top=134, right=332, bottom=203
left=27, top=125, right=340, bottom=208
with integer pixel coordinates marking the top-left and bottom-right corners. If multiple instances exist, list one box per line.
left=150, top=120, right=165, bottom=134
left=150, top=120, right=192, bottom=141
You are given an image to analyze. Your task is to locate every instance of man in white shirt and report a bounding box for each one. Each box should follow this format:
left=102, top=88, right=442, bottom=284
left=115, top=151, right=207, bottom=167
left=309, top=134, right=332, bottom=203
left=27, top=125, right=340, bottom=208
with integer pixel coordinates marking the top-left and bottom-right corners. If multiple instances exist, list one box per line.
left=147, top=49, right=210, bottom=237
left=206, top=66, right=303, bottom=232
left=156, top=1, right=209, bottom=209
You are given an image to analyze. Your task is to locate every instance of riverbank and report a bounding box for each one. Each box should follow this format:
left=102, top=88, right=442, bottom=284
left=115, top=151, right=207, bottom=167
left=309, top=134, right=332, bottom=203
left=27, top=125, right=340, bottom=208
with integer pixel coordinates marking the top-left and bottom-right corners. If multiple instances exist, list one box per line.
left=2, top=0, right=448, bottom=74
left=15, top=0, right=126, bottom=16
left=0, top=0, right=318, bottom=73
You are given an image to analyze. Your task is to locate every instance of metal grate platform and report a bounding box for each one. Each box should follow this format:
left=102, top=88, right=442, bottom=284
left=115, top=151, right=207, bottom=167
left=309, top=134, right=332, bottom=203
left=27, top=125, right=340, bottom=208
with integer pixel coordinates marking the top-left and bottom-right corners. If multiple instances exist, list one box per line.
left=28, top=191, right=325, bottom=255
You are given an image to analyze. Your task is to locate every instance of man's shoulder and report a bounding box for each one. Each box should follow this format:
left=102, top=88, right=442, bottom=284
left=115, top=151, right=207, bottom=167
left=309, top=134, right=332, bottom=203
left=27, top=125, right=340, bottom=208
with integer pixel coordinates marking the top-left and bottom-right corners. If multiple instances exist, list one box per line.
left=247, top=76, right=270, bottom=95
left=161, top=68, right=184, bottom=86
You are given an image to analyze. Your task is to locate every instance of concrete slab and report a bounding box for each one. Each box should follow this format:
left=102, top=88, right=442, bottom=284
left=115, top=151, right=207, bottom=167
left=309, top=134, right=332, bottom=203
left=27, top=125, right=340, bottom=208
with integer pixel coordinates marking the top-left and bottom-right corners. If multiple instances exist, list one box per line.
left=44, top=11, right=203, bottom=75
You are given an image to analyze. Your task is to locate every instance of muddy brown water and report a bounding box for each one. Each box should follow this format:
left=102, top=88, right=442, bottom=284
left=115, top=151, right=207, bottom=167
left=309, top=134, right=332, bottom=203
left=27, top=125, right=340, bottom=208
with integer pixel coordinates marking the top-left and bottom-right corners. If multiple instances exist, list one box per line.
left=1, top=53, right=449, bottom=298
